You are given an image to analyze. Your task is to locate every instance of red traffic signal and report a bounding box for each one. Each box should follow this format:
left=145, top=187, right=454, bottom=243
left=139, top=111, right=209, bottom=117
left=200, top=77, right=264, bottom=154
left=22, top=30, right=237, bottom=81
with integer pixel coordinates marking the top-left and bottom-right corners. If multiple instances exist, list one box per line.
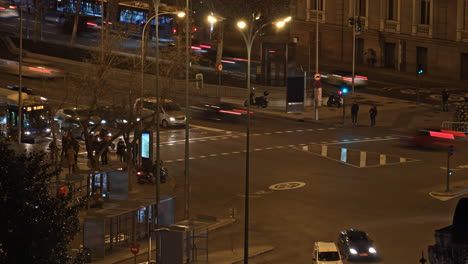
left=59, top=185, right=68, bottom=196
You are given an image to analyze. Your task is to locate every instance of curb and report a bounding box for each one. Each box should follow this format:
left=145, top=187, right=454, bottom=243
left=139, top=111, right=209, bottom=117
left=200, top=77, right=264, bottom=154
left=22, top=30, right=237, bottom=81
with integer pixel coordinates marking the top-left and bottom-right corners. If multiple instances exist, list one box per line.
left=231, top=247, right=275, bottom=264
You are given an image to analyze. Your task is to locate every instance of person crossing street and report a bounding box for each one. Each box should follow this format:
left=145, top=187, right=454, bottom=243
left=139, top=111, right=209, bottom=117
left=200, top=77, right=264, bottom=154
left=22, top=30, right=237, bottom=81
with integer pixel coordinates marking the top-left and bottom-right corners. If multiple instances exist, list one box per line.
left=351, top=101, right=359, bottom=126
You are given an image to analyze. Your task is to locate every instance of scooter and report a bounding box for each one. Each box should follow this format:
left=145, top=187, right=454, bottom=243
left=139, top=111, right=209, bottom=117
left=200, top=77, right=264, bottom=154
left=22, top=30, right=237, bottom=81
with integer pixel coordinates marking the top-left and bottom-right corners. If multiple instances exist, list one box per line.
left=327, top=95, right=342, bottom=108
left=244, top=91, right=269, bottom=108
left=136, top=165, right=168, bottom=184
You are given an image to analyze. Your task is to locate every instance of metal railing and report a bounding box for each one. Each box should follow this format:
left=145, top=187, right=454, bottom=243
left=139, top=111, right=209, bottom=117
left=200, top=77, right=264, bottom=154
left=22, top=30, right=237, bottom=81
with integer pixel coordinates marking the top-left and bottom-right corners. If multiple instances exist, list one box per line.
left=441, top=122, right=468, bottom=132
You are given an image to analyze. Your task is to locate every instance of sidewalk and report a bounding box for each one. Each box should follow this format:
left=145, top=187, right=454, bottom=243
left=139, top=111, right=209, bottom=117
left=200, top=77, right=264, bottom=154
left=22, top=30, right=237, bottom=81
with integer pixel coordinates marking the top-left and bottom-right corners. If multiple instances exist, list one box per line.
left=221, top=91, right=454, bottom=131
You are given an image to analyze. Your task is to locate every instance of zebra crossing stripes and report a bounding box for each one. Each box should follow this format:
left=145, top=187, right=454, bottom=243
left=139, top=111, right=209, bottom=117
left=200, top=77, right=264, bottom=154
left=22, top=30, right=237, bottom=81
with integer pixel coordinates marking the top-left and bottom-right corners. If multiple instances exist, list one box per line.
left=298, top=144, right=418, bottom=168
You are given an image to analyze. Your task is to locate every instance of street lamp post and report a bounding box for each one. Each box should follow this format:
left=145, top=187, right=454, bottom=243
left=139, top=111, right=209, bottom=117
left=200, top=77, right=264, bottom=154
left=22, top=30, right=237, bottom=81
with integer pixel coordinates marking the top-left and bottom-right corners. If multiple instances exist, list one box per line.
left=184, top=0, right=191, bottom=221
left=140, top=6, right=185, bottom=263
left=212, top=14, right=290, bottom=263
left=17, top=0, right=23, bottom=144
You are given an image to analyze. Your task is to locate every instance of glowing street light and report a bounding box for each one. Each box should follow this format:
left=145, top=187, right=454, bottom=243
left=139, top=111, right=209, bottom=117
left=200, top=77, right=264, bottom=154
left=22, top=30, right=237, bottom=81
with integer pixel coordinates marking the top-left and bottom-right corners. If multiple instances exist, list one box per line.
left=237, top=21, right=247, bottom=29
left=275, top=20, right=286, bottom=28
left=207, top=15, right=217, bottom=24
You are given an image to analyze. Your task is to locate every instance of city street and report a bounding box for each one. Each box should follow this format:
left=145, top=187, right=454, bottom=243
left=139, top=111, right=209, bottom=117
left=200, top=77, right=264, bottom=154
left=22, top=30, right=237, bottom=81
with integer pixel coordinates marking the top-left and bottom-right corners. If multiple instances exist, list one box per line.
left=1, top=24, right=467, bottom=264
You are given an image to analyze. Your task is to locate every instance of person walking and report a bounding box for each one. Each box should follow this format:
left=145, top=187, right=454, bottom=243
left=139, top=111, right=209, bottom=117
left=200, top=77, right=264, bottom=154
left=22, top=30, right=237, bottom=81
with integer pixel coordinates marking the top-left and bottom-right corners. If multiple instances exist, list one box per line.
left=351, top=101, right=359, bottom=126
left=101, top=139, right=109, bottom=165
left=369, top=105, right=378, bottom=127
left=70, top=137, right=80, bottom=170
left=66, top=145, right=76, bottom=175
left=116, top=138, right=126, bottom=163
left=442, top=88, right=450, bottom=112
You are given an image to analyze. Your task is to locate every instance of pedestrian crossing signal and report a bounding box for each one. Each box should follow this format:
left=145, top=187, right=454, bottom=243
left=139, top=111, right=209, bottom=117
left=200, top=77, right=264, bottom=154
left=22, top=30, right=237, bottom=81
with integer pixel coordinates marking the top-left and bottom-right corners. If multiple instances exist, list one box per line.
left=449, top=170, right=453, bottom=176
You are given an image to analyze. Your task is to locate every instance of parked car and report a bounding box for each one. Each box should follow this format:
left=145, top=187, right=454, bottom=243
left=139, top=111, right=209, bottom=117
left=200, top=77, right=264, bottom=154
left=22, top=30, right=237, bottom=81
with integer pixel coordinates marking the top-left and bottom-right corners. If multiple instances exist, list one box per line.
left=337, top=229, right=377, bottom=260
left=138, top=98, right=186, bottom=128
left=321, top=71, right=368, bottom=87
left=312, top=241, right=343, bottom=264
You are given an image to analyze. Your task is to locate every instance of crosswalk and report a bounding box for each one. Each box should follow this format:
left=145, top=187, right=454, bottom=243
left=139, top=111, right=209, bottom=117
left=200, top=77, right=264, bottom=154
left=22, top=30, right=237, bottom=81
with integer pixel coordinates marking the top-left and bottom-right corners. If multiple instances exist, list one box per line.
left=296, top=143, right=418, bottom=168
left=164, top=136, right=409, bottom=165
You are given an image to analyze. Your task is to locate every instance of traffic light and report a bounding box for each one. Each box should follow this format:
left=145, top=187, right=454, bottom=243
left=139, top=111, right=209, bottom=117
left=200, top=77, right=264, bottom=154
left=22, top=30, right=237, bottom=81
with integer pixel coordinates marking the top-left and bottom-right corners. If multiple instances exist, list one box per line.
left=448, top=145, right=454, bottom=156
left=417, top=65, right=424, bottom=75
left=341, top=87, right=349, bottom=94
left=59, top=185, right=68, bottom=196
left=449, top=170, right=453, bottom=176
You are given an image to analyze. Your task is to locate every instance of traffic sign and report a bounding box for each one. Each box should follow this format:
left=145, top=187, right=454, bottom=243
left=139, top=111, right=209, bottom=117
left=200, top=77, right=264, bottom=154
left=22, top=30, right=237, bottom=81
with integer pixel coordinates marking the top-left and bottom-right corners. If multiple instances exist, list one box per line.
left=314, top=73, right=321, bottom=81
left=313, top=80, right=321, bottom=89
left=217, top=63, right=223, bottom=72
left=130, top=244, right=139, bottom=255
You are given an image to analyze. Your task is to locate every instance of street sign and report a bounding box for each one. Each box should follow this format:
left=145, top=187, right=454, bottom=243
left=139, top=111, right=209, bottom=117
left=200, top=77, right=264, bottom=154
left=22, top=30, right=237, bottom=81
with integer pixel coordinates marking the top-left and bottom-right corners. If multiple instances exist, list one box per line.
left=217, top=63, right=223, bottom=72
left=314, top=73, right=321, bottom=81
left=130, top=244, right=139, bottom=255
left=313, top=80, right=321, bottom=89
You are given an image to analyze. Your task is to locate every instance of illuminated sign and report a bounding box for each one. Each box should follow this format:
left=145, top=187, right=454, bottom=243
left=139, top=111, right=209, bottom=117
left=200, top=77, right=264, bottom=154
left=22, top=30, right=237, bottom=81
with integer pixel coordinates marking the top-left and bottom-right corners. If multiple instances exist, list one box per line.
left=25, top=105, right=45, bottom=111
left=141, top=132, right=150, bottom=159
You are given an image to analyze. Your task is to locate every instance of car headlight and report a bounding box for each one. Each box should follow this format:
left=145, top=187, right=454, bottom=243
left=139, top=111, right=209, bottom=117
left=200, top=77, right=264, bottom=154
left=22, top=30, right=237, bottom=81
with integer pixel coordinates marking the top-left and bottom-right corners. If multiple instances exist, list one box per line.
left=136, top=118, right=141, bottom=122
left=349, top=248, right=358, bottom=255
left=24, top=131, right=31, bottom=135
left=122, top=119, right=128, bottom=124
left=107, top=132, right=112, bottom=137
left=45, top=128, right=51, bottom=133
left=89, top=121, right=95, bottom=125
left=369, top=247, right=377, bottom=254
left=100, top=120, right=106, bottom=124
left=169, top=117, right=175, bottom=121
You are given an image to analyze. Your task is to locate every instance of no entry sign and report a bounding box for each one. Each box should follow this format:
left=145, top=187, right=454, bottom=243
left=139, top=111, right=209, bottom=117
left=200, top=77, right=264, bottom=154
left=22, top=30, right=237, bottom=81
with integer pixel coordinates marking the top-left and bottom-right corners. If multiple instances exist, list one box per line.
left=130, top=244, right=139, bottom=255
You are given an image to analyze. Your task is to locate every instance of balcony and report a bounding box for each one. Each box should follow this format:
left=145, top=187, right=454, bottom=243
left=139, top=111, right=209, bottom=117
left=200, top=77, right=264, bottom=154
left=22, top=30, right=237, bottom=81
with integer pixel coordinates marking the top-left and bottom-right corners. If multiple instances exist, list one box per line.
left=412, top=24, right=432, bottom=37
left=381, top=20, right=400, bottom=33
left=306, top=10, right=325, bottom=23
left=456, top=29, right=468, bottom=42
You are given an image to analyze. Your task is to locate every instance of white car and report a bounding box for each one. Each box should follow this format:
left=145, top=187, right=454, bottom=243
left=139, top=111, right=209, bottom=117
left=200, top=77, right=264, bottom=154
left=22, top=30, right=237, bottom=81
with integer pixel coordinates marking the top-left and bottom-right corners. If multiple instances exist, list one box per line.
left=312, top=242, right=343, bottom=264
left=0, top=59, right=65, bottom=79
left=138, top=98, right=186, bottom=128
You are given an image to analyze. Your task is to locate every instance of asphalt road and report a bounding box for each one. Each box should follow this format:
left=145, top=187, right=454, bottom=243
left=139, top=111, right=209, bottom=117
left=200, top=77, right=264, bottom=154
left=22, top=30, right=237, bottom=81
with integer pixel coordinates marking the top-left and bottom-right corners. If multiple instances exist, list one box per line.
left=1, top=25, right=467, bottom=264
left=151, top=114, right=468, bottom=264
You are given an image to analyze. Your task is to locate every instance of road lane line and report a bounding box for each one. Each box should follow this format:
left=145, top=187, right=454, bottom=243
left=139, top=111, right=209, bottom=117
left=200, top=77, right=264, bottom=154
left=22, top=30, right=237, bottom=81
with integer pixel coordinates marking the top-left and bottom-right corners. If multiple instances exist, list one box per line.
left=296, top=130, right=304, bottom=132
left=190, top=124, right=230, bottom=133
left=325, top=137, right=398, bottom=145
left=232, top=151, right=241, bottom=154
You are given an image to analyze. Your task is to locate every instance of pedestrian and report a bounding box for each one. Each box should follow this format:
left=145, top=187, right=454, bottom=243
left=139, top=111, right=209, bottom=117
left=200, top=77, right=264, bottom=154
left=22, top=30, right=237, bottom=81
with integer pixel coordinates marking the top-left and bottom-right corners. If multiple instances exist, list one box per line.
left=442, top=88, right=450, bottom=112
left=116, top=138, right=126, bottom=163
left=100, top=139, right=109, bottom=165
left=351, top=100, right=359, bottom=126
left=60, top=129, right=71, bottom=162
left=70, top=137, right=80, bottom=171
left=66, top=145, right=76, bottom=175
left=369, top=105, right=378, bottom=127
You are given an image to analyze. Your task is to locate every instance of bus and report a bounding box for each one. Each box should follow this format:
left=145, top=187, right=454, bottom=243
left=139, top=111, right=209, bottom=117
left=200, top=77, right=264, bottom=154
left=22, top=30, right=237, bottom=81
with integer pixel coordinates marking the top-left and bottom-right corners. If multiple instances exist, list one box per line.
left=117, top=1, right=177, bottom=40
left=0, top=87, right=51, bottom=141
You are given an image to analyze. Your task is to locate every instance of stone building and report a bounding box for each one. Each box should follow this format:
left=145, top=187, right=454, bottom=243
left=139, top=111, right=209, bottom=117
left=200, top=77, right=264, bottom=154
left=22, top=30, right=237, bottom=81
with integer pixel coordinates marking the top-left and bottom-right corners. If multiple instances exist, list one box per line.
left=288, top=0, right=468, bottom=81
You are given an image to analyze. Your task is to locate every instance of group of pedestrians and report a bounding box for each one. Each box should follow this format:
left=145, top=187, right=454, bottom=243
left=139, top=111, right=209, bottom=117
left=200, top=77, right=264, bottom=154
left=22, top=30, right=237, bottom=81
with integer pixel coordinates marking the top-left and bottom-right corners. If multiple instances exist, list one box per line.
left=350, top=101, right=378, bottom=127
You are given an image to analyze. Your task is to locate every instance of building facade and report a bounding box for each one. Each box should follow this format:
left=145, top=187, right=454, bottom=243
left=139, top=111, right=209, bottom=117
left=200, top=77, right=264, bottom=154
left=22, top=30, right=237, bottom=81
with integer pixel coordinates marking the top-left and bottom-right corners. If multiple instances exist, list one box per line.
left=289, top=0, right=468, bottom=81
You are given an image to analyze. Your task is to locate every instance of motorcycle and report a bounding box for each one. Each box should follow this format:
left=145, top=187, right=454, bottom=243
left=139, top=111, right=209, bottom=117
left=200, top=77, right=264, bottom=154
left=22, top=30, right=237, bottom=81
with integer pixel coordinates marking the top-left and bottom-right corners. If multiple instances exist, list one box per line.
left=244, top=91, right=269, bottom=108
left=136, top=164, right=168, bottom=184
left=327, top=95, right=342, bottom=108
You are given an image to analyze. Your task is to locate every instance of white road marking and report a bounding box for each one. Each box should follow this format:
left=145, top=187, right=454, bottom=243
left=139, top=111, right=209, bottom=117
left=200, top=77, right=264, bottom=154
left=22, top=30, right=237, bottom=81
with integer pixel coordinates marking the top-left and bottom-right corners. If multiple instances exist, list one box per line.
left=275, top=131, right=283, bottom=134
left=199, top=155, right=207, bottom=158
left=276, top=146, right=285, bottom=149
left=232, top=151, right=241, bottom=154
left=265, top=147, right=274, bottom=150
left=209, top=154, right=218, bottom=157
left=253, top=133, right=261, bottom=136
left=264, top=132, right=272, bottom=135
left=328, top=128, right=336, bottom=130
left=317, top=128, right=324, bottom=130
left=221, top=153, right=229, bottom=155
left=326, top=137, right=398, bottom=145
left=286, top=130, right=293, bottom=133
left=254, top=148, right=263, bottom=151
left=176, top=158, right=184, bottom=161
left=190, top=124, right=230, bottom=133
left=296, top=130, right=304, bottom=132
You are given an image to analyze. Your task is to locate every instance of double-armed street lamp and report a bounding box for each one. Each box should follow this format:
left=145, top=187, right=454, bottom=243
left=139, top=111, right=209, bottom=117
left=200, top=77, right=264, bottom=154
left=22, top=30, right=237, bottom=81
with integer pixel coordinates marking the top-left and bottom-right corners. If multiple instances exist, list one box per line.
left=209, top=13, right=291, bottom=264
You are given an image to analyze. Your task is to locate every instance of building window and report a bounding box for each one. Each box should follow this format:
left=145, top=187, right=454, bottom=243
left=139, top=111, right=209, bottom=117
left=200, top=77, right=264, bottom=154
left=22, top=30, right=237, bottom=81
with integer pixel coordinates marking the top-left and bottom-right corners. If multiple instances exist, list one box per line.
left=387, top=0, right=398, bottom=20
left=310, top=0, right=323, bottom=10
left=420, top=0, right=430, bottom=25
left=464, top=0, right=468, bottom=29
left=357, top=0, right=366, bottom=17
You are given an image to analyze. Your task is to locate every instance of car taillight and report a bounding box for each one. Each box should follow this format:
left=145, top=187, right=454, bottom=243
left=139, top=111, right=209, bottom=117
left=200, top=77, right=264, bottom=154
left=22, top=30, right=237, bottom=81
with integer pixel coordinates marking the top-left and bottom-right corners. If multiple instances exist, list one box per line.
left=136, top=171, right=142, bottom=176
left=355, top=75, right=368, bottom=80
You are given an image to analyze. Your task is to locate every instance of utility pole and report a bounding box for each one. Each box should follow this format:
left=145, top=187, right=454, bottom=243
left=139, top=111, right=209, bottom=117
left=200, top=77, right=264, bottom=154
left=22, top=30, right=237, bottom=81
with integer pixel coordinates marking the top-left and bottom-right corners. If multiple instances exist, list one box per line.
left=18, top=0, right=23, bottom=144
left=314, top=0, right=319, bottom=120
left=446, top=145, right=454, bottom=192
left=184, top=0, right=191, bottom=221
left=351, top=0, right=356, bottom=95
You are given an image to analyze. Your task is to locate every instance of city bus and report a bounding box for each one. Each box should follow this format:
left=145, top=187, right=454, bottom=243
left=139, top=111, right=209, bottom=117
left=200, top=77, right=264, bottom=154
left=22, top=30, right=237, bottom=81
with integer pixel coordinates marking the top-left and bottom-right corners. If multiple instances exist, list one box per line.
left=0, top=87, right=50, bottom=141
left=117, top=1, right=177, bottom=40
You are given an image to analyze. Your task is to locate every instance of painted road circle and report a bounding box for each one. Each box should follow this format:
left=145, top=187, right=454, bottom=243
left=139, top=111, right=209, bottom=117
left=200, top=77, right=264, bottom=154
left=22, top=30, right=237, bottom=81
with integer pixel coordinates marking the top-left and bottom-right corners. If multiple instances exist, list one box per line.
left=269, top=182, right=306, bottom=191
